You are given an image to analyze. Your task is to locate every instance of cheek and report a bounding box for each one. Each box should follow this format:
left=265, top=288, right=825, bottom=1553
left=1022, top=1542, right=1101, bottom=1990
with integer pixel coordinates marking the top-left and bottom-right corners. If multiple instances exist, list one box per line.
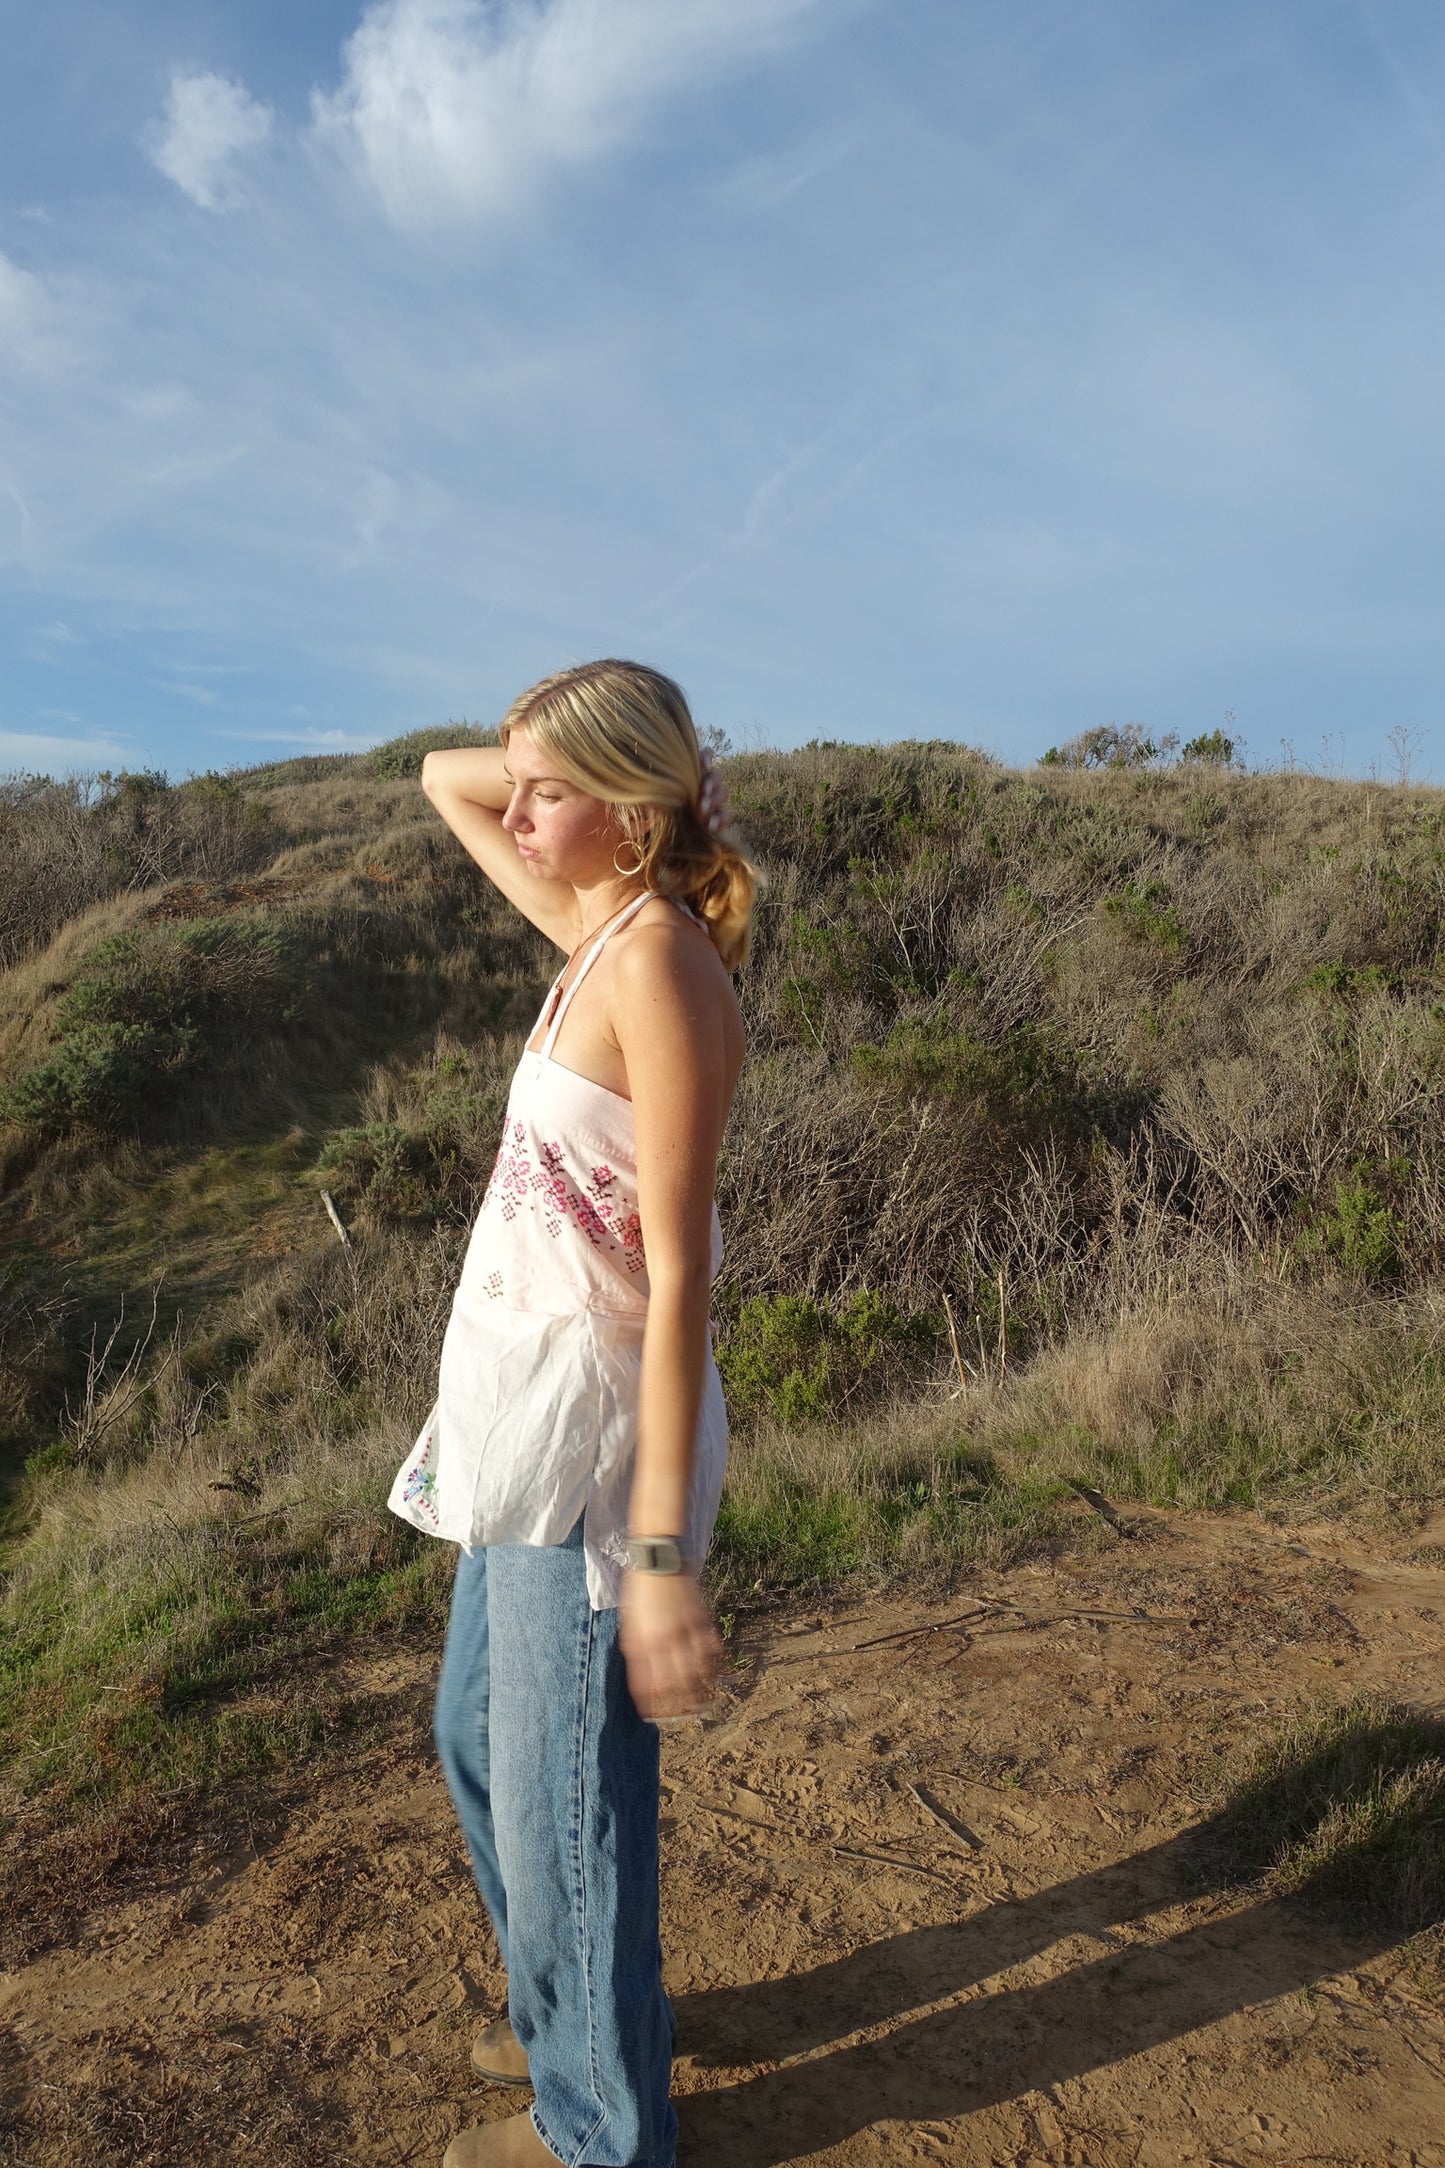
left=549, top=800, right=612, bottom=852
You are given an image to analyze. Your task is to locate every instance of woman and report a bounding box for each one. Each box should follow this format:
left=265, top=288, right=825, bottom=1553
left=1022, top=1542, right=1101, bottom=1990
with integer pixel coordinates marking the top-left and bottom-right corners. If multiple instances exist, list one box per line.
left=388, top=660, right=754, bottom=2168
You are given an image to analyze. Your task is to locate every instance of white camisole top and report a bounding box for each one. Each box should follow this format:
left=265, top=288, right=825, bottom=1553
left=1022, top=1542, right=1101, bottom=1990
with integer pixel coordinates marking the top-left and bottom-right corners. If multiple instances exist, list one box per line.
left=387, top=891, right=728, bottom=1609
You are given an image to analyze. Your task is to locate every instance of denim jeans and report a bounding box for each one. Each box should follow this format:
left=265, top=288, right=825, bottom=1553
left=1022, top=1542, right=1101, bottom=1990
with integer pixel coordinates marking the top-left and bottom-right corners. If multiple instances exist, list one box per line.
left=433, top=1521, right=676, bottom=2168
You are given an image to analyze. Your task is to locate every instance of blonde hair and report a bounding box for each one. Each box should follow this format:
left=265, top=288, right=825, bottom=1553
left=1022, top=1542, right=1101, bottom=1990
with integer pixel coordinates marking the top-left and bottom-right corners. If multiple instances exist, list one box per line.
left=499, top=659, right=758, bottom=971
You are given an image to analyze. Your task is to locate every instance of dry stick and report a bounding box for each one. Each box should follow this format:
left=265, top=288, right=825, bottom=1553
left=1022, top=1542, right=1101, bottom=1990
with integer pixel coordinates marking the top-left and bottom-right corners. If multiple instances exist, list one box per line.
left=1066, top=1479, right=1134, bottom=1538
left=794, top=1598, right=1188, bottom=1663
left=320, top=1189, right=352, bottom=1250
left=941, top=1292, right=972, bottom=1395
left=831, top=1844, right=960, bottom=1885
left=975, top=1311, right=990, bottom=1386
left=997, top=1268, right=1007, bottom=1379
left=905, top=1780, right=983, bottom=1852
left=849, top=1605, right=1006, bottom=1654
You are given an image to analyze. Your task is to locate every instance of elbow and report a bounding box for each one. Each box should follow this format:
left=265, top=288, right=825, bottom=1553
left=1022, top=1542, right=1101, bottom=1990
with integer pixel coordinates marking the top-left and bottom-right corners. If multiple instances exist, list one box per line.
left=419, top=752, right=441, bottom=799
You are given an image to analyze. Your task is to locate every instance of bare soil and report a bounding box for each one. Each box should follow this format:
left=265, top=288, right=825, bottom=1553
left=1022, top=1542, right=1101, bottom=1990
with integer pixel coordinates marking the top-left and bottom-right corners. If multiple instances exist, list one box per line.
left=5, top=1511, right=1445, bottom=2168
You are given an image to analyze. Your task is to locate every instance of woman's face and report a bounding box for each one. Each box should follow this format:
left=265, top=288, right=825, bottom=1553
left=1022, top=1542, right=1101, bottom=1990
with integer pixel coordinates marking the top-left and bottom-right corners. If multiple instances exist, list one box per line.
left=501, top=727, right=626, bottom=884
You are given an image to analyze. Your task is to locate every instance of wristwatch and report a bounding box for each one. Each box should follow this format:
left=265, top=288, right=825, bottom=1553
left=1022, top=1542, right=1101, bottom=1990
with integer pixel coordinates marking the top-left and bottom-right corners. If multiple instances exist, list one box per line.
left=625, top=1535, right=685, bottom=1576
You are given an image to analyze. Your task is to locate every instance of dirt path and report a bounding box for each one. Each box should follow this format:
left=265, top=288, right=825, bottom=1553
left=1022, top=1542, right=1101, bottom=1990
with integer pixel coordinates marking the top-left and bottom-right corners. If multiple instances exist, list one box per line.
left=5, top=1511, right=1445, bottom=2167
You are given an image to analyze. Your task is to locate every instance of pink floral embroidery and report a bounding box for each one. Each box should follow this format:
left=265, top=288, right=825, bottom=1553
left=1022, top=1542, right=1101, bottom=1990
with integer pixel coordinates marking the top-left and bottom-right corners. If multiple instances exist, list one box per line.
left=480, top=1129, right=646, bottom=1271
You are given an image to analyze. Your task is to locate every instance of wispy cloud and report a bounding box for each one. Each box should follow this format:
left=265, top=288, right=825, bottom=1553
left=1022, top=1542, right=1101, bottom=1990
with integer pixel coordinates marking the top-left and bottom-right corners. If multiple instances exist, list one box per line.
left=208, top=724, right=381, bottom=749
left=146, top=72, right=274, bottom=210
left=0, top=251, right=66, bottom=373
left=0, top=725, right=132, bottom=774
left=311, top=0, right=826, bottom=227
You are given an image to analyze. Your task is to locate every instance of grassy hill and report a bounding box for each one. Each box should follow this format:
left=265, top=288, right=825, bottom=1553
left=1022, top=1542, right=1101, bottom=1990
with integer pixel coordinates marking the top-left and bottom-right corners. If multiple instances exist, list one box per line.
left=3, top=735, right=1445, bottom=1949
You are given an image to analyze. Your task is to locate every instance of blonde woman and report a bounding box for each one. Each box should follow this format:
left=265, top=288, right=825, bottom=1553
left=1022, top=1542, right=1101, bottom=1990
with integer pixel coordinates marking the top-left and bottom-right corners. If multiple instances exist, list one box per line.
left=388, top=662, right=754, bottom=2168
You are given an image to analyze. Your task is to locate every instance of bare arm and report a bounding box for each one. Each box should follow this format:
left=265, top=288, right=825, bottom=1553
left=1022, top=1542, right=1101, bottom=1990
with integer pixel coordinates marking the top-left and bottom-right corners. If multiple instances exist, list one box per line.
left=419, top=746, right=579, bottom=949
left=613, top=924, right=738, bottom=1715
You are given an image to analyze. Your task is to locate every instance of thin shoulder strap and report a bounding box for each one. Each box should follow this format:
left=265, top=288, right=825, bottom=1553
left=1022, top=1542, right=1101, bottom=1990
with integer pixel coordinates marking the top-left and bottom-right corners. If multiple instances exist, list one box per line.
left=540, top=891, right=655, bottom=1057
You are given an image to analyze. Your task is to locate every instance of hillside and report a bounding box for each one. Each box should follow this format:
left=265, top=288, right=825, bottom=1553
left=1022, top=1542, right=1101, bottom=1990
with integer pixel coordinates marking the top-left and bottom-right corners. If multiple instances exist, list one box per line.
left=3, top=737, right=1445, bottom=1956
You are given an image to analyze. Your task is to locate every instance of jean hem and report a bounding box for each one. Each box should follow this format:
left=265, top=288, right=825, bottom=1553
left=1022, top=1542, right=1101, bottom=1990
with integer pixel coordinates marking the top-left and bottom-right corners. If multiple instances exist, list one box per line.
left=528, top=2107, right=566, bottom=2164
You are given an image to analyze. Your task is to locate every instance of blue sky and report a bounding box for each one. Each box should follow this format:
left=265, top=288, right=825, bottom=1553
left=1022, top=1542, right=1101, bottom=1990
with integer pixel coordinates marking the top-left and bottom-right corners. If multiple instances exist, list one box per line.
left=1, top=0, right=1442, bottom=780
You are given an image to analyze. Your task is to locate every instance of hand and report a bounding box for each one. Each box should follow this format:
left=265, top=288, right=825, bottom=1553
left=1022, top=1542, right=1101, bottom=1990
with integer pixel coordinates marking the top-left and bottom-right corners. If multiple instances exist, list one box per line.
left=619, top=1568, right=725, bottom=1720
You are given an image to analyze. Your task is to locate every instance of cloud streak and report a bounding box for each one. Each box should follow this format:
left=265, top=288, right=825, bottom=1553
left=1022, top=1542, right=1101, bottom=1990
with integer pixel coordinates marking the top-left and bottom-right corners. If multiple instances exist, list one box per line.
left=0, top=252, right=67, bottom=375
left=146, top=72, right=274, bottom=209
left=311, top=0, right=826, bottom=226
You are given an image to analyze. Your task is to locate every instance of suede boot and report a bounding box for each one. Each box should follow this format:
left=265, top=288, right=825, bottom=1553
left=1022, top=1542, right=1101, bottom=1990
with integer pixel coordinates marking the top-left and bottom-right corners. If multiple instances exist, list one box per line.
left=470, top=2013, right=532, bottom=2088
left=443, top=2108, right=557, bottom=2166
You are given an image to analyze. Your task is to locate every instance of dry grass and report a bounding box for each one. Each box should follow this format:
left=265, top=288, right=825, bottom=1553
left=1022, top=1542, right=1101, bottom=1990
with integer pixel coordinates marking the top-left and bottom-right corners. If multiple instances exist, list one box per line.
left=1199, top=1693, right=1445, bottom=1972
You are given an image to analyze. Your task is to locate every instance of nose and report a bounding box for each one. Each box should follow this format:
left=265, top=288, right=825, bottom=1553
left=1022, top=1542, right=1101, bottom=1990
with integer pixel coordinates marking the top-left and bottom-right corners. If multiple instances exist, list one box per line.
left=501, top=789, right=530, bottom=834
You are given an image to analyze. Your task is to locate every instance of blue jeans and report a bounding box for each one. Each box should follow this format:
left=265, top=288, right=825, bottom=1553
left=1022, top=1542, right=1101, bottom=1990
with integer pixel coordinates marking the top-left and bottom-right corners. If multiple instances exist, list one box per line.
left=433, top=1522, right=676, bottom=2168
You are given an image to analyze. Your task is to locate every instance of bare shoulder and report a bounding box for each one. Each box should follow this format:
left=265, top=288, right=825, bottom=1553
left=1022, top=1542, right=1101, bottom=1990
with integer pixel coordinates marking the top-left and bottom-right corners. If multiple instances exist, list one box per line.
left=611, top=904, right=744, bottom=1056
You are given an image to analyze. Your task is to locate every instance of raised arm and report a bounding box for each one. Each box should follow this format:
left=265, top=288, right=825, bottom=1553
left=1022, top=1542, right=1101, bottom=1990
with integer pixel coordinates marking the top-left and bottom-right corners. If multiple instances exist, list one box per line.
left=420, top=746, right=580, bottom=950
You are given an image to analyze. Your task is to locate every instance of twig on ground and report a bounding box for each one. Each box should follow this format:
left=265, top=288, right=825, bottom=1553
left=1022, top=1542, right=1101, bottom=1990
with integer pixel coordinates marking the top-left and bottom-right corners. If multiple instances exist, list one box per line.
left=850, top=1605, right=1007, bottom=1653
left=320, top=1190, right=352, bottom=1249
left=1066, top=1480, right=1136, bottom=1538
left=831, top=1843, right=961, bottom=1885
left=904, top=1779, right=983, bottom=1851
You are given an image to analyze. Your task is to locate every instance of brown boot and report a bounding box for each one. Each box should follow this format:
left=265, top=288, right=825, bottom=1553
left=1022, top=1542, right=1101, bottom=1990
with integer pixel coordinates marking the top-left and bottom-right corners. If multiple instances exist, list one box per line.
left=443, top=2108, right=557, bottom=2166
left=470, top=2014, right=532, bottom=2088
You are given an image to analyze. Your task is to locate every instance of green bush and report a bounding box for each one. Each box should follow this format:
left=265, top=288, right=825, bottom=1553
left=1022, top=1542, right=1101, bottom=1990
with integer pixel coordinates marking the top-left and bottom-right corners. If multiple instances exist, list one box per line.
left=716, top=1289, right=939, bottom=1426
left=1103, top=879, right=1188, bottom=953
left=851, top=1017, right=1095, bottom=1142
left=0, top=917, right=300, bottom=1135
left=1181, top=728, right=1238, bottom=765
left=363, top=723, right=498, bottom=780
left=1301, top=961, right=1403, bottom=1004
left=1296, top=1164, right=1408, bottom=1286
left=1040, top=724, right=1176, bottom=770
left=315, top=1056, right=507, bottom=1223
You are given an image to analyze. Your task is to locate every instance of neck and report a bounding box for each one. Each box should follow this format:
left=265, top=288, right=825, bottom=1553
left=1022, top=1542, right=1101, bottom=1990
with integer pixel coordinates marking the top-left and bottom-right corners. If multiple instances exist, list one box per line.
left=572, top=871, right=647, bottom=939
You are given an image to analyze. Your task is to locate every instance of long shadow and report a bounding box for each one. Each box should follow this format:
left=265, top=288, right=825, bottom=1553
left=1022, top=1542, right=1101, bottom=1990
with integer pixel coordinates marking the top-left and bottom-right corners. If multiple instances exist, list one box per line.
left=678, top=1894, right=1392, bottom=2164
left=677, top=1830, right=1187, bottom=2072
left=676, top=1754, right=1413, bottom=2164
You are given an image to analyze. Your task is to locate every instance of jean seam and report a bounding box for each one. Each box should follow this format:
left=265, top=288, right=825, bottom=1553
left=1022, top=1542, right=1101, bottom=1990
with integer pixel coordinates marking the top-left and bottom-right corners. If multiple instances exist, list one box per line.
left=568, top=1590, right=608, bottom=2167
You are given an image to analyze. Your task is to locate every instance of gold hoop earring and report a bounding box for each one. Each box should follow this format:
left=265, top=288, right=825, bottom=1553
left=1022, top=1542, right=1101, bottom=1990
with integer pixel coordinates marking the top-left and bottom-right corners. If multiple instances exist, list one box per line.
left=612, top=839, right=644, bottom=877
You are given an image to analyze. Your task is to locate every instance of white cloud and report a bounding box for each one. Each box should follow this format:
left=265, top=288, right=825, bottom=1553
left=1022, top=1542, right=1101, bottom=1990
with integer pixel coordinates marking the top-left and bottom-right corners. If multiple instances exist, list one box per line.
left=0, top=252, right=58, bottom=371
left=311, top=0, right=825, bottom=227
left=0, top=726, right=131, bottom=775
left=147, top=72, right=274, bottom=210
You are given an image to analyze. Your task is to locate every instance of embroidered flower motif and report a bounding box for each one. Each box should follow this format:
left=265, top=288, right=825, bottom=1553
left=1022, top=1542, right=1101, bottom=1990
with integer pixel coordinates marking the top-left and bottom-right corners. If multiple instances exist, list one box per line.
left=401, top=1441, right=441, bottom=1526
left=480, top=1124, right=647, bottom=1270
left=618, top=1211, right=645, bottom=1271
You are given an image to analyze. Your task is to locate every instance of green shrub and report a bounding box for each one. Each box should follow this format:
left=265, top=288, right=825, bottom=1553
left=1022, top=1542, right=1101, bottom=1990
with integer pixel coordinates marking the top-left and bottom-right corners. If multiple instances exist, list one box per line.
left=716, top=1289, right=939, bottom=1426
left=1181, top=728, right=1238, bottom=765
left=1040, top=724, right=1176, bottom=770
left=0, top=918, right=300, bottom=1135
left=315, top=1058, right=507, bottom=1222
left=851, top=1017, right=1094, bottom=1142
left=1296, top=1164, right=1408, bottom=1285
left=1103, top=879, right=1188, bottom=953
left=1301, top=961, right=1403, bottom=1004
left=363, top=723, right=498, bottom=780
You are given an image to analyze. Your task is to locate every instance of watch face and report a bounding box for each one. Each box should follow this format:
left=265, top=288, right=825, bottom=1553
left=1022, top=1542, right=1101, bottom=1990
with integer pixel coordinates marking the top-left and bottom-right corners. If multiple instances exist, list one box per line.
left=629, top=1537, right=683, bottom=1574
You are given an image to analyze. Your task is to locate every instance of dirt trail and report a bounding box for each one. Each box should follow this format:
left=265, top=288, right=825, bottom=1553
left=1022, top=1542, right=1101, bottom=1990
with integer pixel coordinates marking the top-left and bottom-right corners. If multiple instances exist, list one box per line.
left=5, top=1511, right=1445, bottom=2167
